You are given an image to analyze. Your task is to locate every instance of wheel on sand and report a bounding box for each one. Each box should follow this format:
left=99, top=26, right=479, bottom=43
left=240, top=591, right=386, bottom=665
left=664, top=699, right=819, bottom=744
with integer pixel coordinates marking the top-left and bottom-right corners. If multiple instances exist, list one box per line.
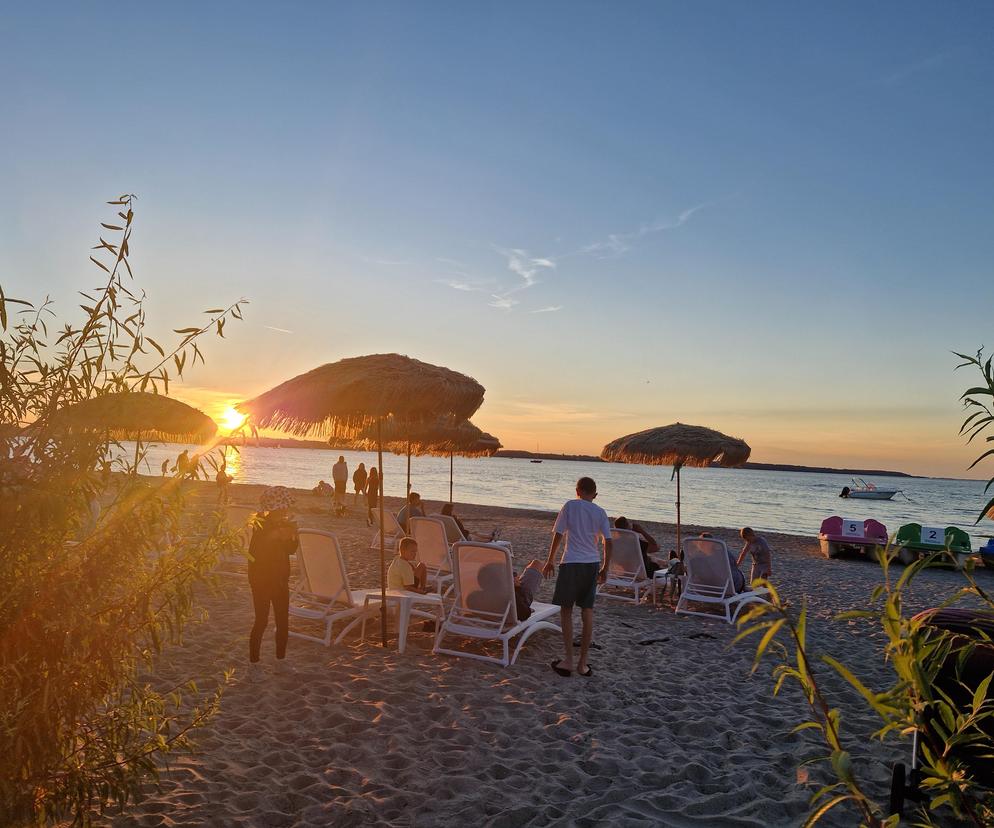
left=889, top=763, right=906, bottom=818
left=897, top=546, right=917, bottom=567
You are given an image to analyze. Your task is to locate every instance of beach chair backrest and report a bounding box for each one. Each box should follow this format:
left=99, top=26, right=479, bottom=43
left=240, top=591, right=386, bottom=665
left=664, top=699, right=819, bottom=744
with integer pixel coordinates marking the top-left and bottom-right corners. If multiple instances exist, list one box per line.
left=864, top=519, right=887, bottom=542
left=225, top=504, right=257, bottom=554
left=683, top=537, right=734, bottom=599
left=410, top=517, right=451, bottom=573
left=819, top=516, right=842, bottom=536
left=436, top=514, right=466, bottom=545
left=608, top=529, right=647, bottom=580
left=451, top=542, right=515, bottom=630
left=296, top=529, right=352, bottom=608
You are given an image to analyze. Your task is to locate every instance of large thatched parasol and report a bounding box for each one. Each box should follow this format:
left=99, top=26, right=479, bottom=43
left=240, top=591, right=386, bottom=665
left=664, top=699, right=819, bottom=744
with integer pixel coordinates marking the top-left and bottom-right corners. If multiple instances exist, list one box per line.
left=345, top=417, right=501, bottom=502
left=54, top=392, right=217, bottom=443
left=53, top=392, right=217, bottom=472
left=238, top=353, right=485, bottom=647
left=601, top=423, right=751, bottom=556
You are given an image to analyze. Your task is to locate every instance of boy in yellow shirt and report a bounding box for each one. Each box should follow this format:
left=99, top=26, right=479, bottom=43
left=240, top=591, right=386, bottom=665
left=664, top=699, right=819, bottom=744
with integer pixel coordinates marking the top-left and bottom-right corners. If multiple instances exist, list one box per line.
left=387, top=537, right=429, bottom=593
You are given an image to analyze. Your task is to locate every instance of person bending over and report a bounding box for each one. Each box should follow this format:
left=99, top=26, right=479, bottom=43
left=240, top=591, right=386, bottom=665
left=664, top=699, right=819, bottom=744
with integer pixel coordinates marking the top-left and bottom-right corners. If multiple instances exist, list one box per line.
left=247, top=486, right=299, bottom=674
left=543, top=476, right=612, bottom=678
left=737, top=527, right=773, bottom=584
left=388, top=536, right=429, bottom=593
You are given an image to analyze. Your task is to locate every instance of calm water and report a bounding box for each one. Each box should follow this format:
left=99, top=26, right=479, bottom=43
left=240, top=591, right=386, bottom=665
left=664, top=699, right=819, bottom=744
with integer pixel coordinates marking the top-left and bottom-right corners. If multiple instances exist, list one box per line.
left=133, top=444, right=992, bottom=547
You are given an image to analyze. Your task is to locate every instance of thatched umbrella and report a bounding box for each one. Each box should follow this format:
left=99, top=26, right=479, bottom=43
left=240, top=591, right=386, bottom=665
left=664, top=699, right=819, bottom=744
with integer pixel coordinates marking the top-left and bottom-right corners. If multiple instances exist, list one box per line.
left=346, top=418, right=501, bottom=503
left=237, top=353, right=485, bottom=647
left=601, top=423, right=751, bottom=556
left=53, top=392, right=217, bottom=471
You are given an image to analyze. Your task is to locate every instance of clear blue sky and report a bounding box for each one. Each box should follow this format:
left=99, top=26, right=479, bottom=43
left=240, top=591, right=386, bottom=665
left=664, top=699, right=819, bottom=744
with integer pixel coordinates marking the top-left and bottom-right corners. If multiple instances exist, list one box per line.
left=3, top=2, right=992, bottom=476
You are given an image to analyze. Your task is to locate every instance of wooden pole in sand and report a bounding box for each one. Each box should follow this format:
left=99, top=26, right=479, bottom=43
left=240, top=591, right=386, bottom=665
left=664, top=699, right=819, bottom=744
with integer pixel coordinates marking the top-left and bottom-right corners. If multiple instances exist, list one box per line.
left=449, top=451, right=453, bottom=504
left=675, top=464, right=682, bottom=558
left=406, top=440, right=411, bottom=495
left=377, top=417, right=388, bottom=647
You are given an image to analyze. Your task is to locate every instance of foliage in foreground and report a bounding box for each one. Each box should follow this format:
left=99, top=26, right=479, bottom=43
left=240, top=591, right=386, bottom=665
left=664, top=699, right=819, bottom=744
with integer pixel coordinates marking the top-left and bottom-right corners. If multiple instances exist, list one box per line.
left=736, top=353, right=994, bottom=826
left=0, top=196, right=245, bottom=824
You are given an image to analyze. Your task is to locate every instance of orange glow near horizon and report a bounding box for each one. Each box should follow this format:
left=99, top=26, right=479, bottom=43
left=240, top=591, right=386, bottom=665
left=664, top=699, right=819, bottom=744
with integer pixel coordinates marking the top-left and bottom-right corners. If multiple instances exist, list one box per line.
left=220, top=406, right=247, bottom=432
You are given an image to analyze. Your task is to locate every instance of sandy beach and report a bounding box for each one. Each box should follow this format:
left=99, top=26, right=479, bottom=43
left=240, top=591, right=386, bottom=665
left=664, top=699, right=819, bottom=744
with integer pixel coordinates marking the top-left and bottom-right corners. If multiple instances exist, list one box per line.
left=106, top=480, right=982, bottom=828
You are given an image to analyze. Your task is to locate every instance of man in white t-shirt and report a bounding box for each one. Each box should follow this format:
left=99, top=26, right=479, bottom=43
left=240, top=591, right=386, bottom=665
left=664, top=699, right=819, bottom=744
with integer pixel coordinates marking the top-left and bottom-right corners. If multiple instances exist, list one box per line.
left=542, top=476, right=613, bottom=678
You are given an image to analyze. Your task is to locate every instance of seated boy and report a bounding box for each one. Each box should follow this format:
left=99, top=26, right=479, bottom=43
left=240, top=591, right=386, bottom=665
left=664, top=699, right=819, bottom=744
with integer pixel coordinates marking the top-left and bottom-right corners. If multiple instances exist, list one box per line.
left=514, top=560, right=544, bottom=621
left=387, top=536, right=430, bottom=593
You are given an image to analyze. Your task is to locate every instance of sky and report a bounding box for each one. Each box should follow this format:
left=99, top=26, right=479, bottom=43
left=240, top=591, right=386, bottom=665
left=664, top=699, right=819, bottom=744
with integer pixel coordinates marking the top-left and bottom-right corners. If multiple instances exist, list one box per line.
left=2, top=2, right=992, bottom=478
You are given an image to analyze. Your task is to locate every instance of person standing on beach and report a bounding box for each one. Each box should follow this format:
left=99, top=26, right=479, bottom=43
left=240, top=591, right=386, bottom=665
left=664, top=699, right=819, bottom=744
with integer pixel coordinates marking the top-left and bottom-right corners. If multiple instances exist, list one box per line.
left=353, top=462, right=367, bottom=504
left=365, top=466, right=379, bottom=527
left=331, top=455, right=348, bottom=516
left=247, top=486, right=299, bottom=675
left=543, top=476, right=612, bottom=678
left=737, top=527, right=773, bottom=584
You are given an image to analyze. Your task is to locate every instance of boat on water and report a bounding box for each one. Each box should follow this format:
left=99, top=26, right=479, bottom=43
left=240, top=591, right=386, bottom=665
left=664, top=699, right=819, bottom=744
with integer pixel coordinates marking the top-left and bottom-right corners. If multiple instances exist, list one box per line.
left=530, top=459, right=543, bottom=463
left=840, top=477, right=902, bottom=501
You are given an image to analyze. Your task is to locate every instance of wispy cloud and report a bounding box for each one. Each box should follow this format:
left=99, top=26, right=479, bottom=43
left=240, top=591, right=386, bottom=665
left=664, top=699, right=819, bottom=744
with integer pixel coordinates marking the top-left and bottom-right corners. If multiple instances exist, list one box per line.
left=263, top=325, right=294, bottom=334
left=488, top=294, right=520, bottom=311
left=495, top=246, right=557, bottom=289
left=528, top=305, right=563, bottom=314
left=880, top=49, right=956, bottom=86
left=581, top=202, right=710, bottom=257
left=496, top=400, right=630, bottom=424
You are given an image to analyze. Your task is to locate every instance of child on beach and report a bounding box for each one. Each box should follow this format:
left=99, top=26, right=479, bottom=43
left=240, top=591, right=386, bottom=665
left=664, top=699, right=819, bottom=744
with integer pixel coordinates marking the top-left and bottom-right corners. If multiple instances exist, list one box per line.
left=737, top=527, right=773, bottom=584
left=543, top=476, right=613, bottom=678
left=387, top=537, right=429, bottom=593
left=247, top=486, right=299, bottom=674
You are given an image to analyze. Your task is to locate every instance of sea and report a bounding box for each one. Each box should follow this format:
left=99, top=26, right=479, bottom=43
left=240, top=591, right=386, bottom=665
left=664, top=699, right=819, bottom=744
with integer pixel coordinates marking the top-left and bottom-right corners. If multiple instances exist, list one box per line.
left=133, top=443, right=992, bottom=548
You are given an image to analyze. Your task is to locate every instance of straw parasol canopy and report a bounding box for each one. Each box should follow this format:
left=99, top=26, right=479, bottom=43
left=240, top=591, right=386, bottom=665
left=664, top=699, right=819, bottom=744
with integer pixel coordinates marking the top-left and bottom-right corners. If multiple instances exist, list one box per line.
left=342, top=417, right=501, bottom=502
left=601, top=423, right=751, bottom=557
left=237, top=353, right=485, bottom=439
left=53, top=392, right=217, bottom=444
left=238, top=353, right=486, bottom=647
left=601, top=423, right=751, bottom=470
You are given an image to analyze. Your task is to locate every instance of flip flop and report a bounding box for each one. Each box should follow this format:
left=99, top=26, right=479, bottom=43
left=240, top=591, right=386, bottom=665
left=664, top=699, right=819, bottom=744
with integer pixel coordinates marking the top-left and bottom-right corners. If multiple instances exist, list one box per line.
left=550, top=660, right=572, bottom=677
left=577, top=665, right=593, bottom=677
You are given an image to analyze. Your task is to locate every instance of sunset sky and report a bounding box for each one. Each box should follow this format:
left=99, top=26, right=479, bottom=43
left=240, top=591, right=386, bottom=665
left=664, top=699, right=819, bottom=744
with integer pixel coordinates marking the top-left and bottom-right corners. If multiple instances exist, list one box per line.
left=3, top=3, right=992, bottom=478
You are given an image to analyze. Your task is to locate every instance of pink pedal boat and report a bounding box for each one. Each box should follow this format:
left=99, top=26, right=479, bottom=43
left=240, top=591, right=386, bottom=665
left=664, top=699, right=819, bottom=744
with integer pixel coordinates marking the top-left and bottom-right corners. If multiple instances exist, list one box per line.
left=818, top=516, right=888, bottom=560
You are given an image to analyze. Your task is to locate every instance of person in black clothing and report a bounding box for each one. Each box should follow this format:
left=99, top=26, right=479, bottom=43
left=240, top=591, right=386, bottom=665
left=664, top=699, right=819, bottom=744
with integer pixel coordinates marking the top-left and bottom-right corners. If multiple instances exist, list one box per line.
left=248, top=486, right=299, bottom=671
left=366, top=466, right=379, bottom=527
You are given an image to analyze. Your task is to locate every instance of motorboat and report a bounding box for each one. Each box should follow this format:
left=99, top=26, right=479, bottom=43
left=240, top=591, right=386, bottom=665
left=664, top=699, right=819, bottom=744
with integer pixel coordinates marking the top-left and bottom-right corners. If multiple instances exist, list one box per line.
left=840, top=477, right=902, bottom=501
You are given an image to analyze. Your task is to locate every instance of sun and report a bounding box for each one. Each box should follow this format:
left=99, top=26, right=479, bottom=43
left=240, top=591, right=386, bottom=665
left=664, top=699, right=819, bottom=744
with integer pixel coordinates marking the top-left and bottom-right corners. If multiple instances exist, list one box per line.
left=220, top=406, right=247, bottom=431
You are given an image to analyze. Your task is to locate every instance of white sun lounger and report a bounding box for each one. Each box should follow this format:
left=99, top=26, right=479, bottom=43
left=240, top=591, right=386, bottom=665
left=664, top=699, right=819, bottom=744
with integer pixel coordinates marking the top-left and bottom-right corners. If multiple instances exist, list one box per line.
left=599, top=528, right=652, bottom=603
left=433, top=542, right=561, bottom=667
left=409, top=516, right=455, bottom=595
left=370, top=510, right=405, bottom=551
left=436, top=513, right=513, bottom=553
left=676, top=537, right=770, bottom=623
left=289, top=529, right=382, bottom=646
left=217, top=504, right=257, bottom=577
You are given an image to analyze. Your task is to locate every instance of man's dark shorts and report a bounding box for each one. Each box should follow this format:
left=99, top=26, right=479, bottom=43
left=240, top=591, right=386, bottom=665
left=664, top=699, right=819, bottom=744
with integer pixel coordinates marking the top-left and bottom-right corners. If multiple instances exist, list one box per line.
left=552, top=562, right=599, bottom=609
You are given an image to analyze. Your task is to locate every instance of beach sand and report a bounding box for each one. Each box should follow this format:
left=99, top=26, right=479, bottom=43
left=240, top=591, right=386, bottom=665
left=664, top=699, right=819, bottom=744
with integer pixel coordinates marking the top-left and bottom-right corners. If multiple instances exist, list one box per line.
left=107, top=481, right=982, bottom=827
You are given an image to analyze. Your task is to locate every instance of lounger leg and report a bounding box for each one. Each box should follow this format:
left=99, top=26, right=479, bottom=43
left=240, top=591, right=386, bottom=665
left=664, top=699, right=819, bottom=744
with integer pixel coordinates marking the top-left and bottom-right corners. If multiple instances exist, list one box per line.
left=397, top=599, right=412, bottom=655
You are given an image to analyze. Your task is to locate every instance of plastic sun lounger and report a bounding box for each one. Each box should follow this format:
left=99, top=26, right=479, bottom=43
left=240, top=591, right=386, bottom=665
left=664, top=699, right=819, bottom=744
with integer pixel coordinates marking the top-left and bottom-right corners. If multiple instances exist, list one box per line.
left=370, top=510, right=405, bottom=551
left=433, top=542, right=561, bottom=667
left=217, top=504, right=258, bottom=578
left=818, top=516, right=887, bottom=560
left=409, top=516, right=455, bottom=596
left=599, top=528, right=652, bottom=604
left=676, top=537, right=770, bottom=624
left=436, top=513, right=513, bottom=553
left=289, top=529, right=382, bottom=646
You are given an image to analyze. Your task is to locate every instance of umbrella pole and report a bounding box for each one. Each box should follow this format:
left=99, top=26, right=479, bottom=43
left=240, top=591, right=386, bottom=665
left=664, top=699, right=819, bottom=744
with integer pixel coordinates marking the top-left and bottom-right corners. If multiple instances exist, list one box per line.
left=132, top=430, right=141, bottom=476
left=449, top=451, right=453, bottom=504
left=675, top=465, right=682, bottom=558
left=378, top=418, right=388, bottom=648
left=406, top=441, right=411, bottom=495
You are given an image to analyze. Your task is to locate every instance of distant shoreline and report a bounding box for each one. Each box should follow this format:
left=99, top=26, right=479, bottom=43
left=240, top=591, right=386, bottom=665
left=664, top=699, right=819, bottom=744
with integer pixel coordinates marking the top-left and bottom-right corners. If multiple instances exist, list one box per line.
left=218, top=436, right=918, bottom=479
